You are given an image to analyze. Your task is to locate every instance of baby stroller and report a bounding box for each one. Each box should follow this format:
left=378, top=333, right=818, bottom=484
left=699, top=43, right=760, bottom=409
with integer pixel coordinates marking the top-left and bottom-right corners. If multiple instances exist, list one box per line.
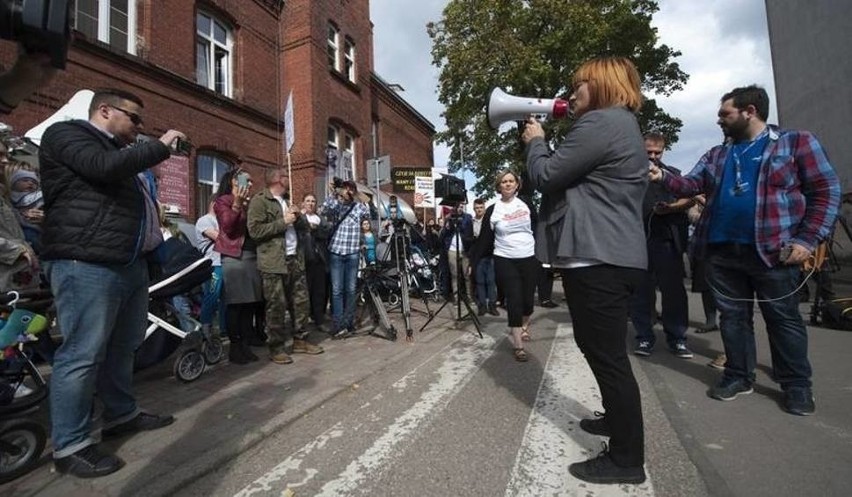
left=136, top=238, right=223, bottom=383
left=407, top=245, right=440, bottom=301
left=0, top=289, right=50, bottom=484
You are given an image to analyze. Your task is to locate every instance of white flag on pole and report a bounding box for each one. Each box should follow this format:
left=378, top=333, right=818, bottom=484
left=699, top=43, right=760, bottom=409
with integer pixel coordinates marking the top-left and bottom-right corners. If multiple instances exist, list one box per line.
left=284, top=90, right=295, bottom=152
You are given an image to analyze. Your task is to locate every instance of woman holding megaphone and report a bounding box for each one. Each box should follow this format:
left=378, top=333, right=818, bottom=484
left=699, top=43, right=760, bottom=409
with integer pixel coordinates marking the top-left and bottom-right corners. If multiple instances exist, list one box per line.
left=522, top=56, right=648, bottom=485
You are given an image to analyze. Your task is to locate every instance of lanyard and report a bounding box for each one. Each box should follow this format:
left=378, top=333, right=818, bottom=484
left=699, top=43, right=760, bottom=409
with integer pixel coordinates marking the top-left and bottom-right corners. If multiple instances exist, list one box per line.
left=730, top=128, right=768, bottom=196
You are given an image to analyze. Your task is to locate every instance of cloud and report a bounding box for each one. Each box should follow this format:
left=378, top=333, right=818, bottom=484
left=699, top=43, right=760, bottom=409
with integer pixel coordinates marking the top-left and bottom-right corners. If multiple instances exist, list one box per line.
left=649, top=0, right=776, bottom=170
left=369, top=0, right=776, bottom=174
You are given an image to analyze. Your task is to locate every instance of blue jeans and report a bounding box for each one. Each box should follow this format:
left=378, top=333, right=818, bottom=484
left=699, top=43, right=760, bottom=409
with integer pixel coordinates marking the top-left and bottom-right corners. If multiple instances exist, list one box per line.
left=630, top=238, right=689, bottom=348
left=45, top=259, right=149, bottom=457
left=706, top=244, right=811, bottom=388
left=329, top=252, right=359, bottom=330
left=199, top=265, right=225, bottom=332
left=475, top=257, right=497, bottom=308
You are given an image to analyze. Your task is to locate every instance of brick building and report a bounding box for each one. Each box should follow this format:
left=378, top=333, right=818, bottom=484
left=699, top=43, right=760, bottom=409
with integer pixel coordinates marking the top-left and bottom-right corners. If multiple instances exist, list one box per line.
left=0, top=0, right=434, bottom=219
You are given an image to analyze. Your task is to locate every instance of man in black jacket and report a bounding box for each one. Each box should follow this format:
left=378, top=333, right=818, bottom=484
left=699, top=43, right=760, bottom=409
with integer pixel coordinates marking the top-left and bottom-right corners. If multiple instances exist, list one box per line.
left=630, top=132, right=694, bottom=359
left=39, top=88, right=185, bottom=478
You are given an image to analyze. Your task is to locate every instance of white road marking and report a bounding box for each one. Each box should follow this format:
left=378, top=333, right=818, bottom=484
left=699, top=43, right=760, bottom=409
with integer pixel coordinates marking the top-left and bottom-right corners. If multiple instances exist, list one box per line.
left=233, top=332, right=497, bottom=496
left=504, top=323, right=656, bottom=496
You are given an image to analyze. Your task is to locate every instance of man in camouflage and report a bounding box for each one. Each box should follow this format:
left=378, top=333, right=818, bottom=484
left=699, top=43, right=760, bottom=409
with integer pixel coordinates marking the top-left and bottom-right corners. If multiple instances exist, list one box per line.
left=248, top=168, right=323, bottom=364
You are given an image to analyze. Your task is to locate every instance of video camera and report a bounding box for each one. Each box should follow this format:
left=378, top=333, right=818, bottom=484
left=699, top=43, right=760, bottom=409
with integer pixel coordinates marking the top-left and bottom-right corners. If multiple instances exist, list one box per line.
left=0, top=0, right=72, bottom=69
left=435, top=174, right=466, bottom=206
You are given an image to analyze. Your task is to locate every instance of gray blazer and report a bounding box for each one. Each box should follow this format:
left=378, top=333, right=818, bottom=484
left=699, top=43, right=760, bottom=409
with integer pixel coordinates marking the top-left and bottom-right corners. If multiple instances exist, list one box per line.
left=525, top=107, right=648, bottom=270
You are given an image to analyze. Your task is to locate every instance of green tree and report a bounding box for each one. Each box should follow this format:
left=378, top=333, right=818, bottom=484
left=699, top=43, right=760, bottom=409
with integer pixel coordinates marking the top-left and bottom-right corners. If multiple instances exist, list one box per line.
left=428, top=0, right=688, bottom=194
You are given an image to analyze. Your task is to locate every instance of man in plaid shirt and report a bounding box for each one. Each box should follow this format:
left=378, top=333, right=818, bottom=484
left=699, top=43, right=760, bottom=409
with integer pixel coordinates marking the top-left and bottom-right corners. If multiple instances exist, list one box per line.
left=321, top=180, right=370, bottom=337
left=649, top=85, right=840, bottom=416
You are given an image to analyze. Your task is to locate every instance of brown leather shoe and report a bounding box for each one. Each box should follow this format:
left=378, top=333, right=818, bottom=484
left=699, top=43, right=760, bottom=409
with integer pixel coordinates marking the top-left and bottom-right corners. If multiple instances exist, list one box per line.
left=293, top=339, right=324, bottom=355
left=270, top=352, right=293, bottom=364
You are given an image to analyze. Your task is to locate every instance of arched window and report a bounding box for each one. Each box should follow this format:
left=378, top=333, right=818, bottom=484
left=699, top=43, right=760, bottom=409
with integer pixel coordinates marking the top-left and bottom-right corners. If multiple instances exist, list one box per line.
left=196, top=154, right=233, bottom=215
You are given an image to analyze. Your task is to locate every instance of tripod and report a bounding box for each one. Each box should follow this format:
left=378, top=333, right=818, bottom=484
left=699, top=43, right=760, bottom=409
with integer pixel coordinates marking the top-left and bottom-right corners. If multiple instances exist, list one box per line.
left=381, top=220, right=437, bottom=340
left=418, top=220, right=483, bottom=337
left=355, top=264, right=398, bottom=341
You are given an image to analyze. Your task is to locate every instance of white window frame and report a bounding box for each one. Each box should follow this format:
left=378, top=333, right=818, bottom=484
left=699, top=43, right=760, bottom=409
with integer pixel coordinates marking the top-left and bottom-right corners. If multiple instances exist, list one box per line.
left=196, top=154, right=233, bottom=215
left=74, top=0, right=137, bottom=54
left=327, top=125, right=356, bottom=181
left=327, top=23, right=340, bottom=71
left=196, top=11, right=234, bottom=97
left=344, top=38, right=356, bottom=82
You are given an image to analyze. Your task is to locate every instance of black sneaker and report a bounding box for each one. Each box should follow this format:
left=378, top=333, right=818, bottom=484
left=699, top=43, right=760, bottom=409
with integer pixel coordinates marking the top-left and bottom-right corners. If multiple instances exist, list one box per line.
left=634, top=341, right=653, bottom=356
left=579, top=411, right=611, bottom=437
left=783, top=386, right=815, bottom=416
left=671, top=342, right=694, bottom=359
left=477, top=306, right=486, bottom=316
left=540, top=299, right=558, bottom=308
left=102, top=412, right=175, bottom=439
left=487, top=304, right=500, bottom=316
left=707, top=377, right=753, bottom=401
left=55, top=445, right=124, bottom=478
left=568, top=446, right=646, bottom=484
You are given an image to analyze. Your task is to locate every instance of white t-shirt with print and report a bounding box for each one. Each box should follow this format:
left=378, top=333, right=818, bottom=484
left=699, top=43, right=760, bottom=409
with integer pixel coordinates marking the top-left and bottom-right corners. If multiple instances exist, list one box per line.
left=491, top=196, right=535, bottom=259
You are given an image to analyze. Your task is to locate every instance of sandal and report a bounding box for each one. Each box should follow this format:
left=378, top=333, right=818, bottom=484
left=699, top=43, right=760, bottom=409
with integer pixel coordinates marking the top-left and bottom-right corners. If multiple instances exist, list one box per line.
left=513, top=348, right=529, bottom=362
left=520, top=325, right=531, bottom=342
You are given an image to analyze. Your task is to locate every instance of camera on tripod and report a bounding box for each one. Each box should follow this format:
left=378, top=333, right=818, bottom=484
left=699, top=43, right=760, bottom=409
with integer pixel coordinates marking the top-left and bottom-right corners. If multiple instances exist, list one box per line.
left=0, top=0, right=72, bottom=69
left=435, top=174, right=466, bottom=206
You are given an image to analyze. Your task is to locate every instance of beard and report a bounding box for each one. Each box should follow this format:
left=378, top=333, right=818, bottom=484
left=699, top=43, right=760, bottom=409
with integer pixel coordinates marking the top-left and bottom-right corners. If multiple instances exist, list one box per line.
left=721, top=117, right=749, bottom=142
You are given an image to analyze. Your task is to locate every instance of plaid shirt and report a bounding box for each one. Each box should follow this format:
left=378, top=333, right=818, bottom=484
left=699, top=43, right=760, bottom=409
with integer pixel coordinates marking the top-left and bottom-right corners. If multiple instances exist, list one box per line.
left=322, top=196, right=370, bottom=256
left=662, top=125, right=840, bottom=267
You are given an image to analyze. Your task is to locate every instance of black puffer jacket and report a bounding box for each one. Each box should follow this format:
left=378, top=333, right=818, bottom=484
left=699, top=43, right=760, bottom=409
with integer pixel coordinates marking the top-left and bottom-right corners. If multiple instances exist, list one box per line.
left=39, top=120, right=170, bottom=264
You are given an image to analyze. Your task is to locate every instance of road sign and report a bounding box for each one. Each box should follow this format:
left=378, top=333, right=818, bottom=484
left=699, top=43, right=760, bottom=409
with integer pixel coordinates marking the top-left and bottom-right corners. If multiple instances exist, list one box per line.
left=367, top=155, right=391, bottom=185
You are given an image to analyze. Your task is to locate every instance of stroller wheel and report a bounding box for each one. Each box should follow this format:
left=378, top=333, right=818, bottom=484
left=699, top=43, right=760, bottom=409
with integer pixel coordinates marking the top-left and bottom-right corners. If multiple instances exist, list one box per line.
left=0, top=419, right=47, bottom=484
left=174, top=350, right=205, bottom=383
left=203, top=336, right=225, bottom=365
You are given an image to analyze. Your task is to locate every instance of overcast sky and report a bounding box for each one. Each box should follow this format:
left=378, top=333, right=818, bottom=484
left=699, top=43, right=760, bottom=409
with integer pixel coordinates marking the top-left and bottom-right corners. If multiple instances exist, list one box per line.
left=369, top=0, right=777, bottom=174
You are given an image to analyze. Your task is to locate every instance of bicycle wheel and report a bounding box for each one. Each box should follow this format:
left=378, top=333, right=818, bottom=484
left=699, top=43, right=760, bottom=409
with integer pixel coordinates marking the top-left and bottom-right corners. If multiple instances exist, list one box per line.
left=0, top=419, right=46, bottom=484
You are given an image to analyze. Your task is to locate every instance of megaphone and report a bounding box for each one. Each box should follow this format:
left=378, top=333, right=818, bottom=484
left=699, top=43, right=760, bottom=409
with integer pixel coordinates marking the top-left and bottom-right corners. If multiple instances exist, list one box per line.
left=486, top=87, right=569, bottom=129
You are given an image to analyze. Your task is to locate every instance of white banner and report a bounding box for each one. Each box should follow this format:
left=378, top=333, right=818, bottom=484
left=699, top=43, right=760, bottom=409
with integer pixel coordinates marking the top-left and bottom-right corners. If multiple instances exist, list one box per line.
left=284, top=90, right=295, bottom=152
left=414, top=176, right=435, bottom=208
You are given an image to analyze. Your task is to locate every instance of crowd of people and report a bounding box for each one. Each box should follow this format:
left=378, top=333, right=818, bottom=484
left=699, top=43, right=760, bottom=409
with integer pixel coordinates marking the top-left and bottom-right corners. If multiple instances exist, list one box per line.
left=0, top=54, right=842, bottom=487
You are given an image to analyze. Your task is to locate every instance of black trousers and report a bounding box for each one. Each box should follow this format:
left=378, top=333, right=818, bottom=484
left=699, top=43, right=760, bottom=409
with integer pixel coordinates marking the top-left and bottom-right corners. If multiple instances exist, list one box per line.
left=563, top=264, right=645, bottom=467
left=494, top=256, right=538, bottom=327
left=305, top=260, right=328, bottom=324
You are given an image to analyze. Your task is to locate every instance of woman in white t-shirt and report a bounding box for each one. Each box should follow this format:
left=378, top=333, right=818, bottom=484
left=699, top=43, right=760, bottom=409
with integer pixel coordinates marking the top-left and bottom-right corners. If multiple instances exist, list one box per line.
left=470, top=170, right=538, bottom=362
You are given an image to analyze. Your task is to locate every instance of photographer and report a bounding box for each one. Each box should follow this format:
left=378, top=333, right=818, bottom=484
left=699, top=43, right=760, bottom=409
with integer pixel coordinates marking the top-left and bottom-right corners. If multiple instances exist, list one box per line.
left=39, top=88, right=182, bottom=478
left=321, top=178, right=369, bottom=338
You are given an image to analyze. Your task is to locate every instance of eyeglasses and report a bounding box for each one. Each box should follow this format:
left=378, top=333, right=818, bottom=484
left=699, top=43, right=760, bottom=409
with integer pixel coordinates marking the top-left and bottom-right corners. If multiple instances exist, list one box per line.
left=109, top=105, right=144, bottom=126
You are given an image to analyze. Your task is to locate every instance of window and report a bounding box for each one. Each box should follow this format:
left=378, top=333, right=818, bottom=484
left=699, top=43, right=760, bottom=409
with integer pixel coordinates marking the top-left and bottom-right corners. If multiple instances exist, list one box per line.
left=74, top=0, right=137, bottom=54
left=327, top=23, right=340, bottom=71
left=196, top=154, right=233, bottom=216
left=327, top=125, right=356, bottom=182
left=344, top=39, right=356, bottom=82
left=197, top=12, right=233, bottom=97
